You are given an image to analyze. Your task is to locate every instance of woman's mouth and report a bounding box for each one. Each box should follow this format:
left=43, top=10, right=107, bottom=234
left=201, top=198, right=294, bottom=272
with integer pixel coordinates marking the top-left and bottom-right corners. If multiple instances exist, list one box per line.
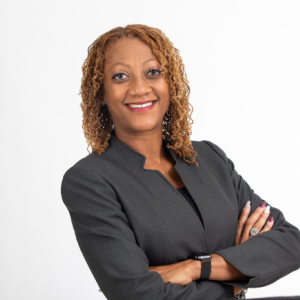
left=125, top=100, right=157, bottom=113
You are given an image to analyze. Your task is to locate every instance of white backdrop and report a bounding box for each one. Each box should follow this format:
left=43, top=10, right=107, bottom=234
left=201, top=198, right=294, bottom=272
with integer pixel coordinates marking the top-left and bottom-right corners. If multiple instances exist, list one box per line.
left=1, top=1, right=299, bottom=299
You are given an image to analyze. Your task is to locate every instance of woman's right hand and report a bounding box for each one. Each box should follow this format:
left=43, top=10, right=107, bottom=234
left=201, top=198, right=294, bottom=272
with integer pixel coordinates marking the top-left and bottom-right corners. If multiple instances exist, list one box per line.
left=149, top=259, right=201, bottom=286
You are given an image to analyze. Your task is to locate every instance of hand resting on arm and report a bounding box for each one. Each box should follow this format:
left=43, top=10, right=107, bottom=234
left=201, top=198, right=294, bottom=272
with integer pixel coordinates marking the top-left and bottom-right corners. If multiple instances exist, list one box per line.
left=149, top=200, right=274, bottom=296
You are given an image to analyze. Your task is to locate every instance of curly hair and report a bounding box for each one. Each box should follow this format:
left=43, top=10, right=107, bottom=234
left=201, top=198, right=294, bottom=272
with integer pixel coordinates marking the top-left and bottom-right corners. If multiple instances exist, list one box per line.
left=80, top=24, right=198, bottom=166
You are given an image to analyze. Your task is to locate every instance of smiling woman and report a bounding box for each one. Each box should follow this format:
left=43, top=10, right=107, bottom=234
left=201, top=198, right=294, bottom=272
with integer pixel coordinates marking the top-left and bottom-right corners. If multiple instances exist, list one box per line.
left=62, top=24, right=300, bottom=300
left=79, top=25, right=196, bottom=165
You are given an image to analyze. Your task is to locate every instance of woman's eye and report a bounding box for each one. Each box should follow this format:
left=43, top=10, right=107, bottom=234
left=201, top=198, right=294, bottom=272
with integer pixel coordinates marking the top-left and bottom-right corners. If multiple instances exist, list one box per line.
left=148, top=69, right=161, bottom=76
left=112, top=73, right=127, bottom=80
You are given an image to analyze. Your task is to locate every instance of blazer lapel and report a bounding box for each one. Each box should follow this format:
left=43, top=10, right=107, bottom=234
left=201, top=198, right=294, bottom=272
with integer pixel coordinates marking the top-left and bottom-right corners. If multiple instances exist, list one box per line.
left=180, top=153, right=238, bottom=252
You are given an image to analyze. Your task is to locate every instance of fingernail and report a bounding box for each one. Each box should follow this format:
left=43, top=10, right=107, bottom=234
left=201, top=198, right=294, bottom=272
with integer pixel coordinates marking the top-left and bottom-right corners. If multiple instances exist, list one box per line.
left=244, top=200, right=251, bottom=209
left=260, top=201, right=267, bottom=208
left=269, top=217, right=274, bottom=222
left=264, top=205, right=270, bottom=213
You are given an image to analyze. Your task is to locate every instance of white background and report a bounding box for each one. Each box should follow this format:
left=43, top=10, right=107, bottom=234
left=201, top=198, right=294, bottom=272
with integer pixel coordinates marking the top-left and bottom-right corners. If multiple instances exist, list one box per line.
left=1, top=1, right=299, bottom=299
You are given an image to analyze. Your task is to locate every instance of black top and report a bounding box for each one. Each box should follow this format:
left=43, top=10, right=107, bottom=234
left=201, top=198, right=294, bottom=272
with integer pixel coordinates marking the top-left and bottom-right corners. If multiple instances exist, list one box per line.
left=176, top=186, right=204, bottom=227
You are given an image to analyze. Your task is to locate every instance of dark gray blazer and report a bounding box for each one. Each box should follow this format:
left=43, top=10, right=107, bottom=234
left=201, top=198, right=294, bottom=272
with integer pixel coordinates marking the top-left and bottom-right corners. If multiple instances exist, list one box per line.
left=61, top=131, right=300, bottom=300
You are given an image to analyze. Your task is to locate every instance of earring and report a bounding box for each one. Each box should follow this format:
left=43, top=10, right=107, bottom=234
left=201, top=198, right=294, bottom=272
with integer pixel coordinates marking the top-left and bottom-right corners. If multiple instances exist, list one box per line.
left=101, top=100, right=105, bottom=105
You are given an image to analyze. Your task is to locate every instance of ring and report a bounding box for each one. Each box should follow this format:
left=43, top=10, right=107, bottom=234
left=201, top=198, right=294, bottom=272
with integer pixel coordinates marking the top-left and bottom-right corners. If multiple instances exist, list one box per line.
left=250, top=227, right=260, bottom=236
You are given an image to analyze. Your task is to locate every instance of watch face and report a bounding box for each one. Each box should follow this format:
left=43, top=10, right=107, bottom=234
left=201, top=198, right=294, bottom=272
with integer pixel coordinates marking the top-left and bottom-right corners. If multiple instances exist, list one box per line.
left=195, top=254, right=211, bottom=260
left=190, top=253, right=211, bottom=260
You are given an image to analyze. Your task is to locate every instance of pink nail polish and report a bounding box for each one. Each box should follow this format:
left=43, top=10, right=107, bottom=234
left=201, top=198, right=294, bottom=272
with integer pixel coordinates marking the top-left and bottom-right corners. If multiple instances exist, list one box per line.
left=269, top=217, right=274, bottom=222
left=260, top=201, right=267, bottom=208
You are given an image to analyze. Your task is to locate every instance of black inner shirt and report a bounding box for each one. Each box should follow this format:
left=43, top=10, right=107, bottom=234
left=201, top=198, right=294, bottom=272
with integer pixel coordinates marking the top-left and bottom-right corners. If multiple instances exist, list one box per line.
left=176, top=186, right=204, bottom=227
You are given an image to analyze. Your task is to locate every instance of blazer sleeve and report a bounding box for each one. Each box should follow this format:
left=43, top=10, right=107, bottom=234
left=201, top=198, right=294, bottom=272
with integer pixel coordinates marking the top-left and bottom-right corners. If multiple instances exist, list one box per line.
left=204, top=141, right=300, bottom=289
left=61, top=164, right=230, bottom=300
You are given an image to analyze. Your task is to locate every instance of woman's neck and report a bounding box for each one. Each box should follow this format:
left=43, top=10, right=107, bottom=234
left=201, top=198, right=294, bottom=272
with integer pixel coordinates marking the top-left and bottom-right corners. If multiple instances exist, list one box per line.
left=113, top=127, right=165, bottom=165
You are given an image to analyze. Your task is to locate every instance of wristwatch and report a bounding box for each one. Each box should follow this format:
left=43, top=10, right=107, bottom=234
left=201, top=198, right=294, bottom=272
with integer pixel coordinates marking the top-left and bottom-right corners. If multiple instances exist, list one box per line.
left=189, top=252, right=212, bottom=280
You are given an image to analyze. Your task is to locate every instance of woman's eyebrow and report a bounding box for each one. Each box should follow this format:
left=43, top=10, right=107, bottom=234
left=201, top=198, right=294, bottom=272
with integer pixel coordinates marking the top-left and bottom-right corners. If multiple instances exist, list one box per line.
left=109, top=58, right=158, bottom=70
left=110, top=62, right=130, bottom=70
left=142, top=58, right=157, bottom=65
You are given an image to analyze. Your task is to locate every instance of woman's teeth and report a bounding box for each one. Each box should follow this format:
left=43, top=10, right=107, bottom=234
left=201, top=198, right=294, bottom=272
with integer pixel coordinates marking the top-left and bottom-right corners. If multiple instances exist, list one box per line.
left=127, top=101, right=154, bottom=108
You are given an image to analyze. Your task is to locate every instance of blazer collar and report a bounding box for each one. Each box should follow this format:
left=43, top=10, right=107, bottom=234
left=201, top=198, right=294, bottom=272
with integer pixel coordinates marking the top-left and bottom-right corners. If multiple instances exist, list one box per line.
left=103, top=129, right=180, bottom=171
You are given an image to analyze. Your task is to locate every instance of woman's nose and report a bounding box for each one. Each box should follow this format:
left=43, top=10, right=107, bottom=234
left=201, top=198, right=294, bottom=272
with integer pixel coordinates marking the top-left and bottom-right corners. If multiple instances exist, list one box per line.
left=128, top=76, right=152, bottom=97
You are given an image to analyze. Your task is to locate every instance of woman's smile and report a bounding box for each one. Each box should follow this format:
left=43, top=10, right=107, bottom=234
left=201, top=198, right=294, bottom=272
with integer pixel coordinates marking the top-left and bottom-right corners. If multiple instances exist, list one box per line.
left=125, top=100, right=158, bottom=112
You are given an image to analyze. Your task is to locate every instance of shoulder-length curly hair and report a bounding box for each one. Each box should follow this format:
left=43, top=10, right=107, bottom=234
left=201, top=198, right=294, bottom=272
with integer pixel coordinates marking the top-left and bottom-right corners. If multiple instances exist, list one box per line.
left=80, top=24, right=198, bottom=166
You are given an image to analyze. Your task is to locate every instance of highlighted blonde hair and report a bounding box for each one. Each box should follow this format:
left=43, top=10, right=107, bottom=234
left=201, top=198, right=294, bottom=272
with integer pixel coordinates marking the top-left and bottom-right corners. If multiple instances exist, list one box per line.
left=80, top=24, right=198, bottom=166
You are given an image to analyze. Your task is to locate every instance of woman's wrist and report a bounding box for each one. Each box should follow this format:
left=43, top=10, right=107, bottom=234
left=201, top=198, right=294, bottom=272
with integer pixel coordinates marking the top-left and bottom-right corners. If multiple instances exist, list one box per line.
left=209, top=254, right=250, bottom=281
left=189, top=259, right=202, bottom=281
left=188, top=254, right=250, bottom=283
left=209, top=253, right=229, bottom=281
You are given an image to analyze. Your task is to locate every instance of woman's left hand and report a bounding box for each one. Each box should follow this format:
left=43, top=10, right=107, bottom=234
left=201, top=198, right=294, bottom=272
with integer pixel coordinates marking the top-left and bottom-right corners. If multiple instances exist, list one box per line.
left=235, top=200, right=274, bottom=246
left=233, top=201, right=274, bottom=296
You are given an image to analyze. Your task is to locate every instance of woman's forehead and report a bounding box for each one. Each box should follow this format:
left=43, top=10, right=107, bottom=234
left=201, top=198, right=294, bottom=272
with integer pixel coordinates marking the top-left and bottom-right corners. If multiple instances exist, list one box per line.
left=104, top=38, right=157, bottom=65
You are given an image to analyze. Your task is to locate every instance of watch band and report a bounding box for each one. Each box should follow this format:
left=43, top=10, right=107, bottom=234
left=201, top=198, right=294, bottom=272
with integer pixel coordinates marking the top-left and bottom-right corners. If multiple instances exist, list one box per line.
left=189, top=252, right=212, bottom=280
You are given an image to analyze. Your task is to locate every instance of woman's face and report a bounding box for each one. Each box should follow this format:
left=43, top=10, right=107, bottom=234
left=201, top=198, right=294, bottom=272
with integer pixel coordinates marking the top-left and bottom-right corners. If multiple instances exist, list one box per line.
left=103, top=38, right=170, bottom=135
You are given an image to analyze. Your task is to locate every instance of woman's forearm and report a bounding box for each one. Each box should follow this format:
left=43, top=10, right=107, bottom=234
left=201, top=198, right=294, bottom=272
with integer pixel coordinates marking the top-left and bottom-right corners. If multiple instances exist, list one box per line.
left=209, top=254, right=250, bottom=281
left=187, top=254, right=250, bottom=284
left=189, top=254, right=250, bottom=282
left=188, top=254, right=249, bottom=297
left=149, top=254, right=251, bottom=288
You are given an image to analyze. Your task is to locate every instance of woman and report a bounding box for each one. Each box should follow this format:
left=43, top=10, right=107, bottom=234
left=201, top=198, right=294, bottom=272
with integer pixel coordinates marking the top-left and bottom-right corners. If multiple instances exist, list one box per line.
left=61, top=24, right=300, bottom=299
